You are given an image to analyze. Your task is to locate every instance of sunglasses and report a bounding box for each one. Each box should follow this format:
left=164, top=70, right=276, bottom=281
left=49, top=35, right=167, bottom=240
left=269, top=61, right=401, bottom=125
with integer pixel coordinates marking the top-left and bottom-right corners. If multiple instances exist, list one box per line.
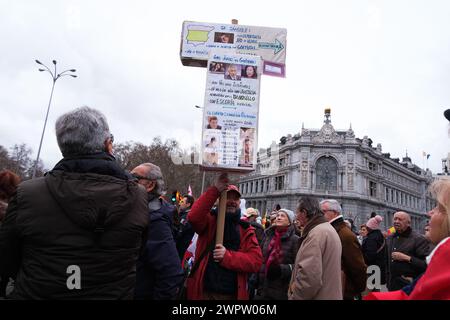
left=109, top=133, right=114, bottom=143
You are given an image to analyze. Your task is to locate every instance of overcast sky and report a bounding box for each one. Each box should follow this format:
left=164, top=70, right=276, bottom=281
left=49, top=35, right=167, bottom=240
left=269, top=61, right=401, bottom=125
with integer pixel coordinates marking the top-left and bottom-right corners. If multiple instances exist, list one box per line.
left=1, top=0, right=449, bottom=173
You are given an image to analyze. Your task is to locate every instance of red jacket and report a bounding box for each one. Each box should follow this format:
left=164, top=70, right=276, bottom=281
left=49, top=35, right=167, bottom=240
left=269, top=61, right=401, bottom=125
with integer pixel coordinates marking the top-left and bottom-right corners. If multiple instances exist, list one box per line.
left=186, top=186, right=263, bottom=300
left=364, top=237, right=450, bottom=300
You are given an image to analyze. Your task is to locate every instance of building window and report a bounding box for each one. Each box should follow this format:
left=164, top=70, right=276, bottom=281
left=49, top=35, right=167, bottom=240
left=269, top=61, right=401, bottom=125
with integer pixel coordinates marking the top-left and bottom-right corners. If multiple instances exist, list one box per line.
left=255, top=181, right=259, bottom=193
left=315, top=157, right=338, bottom=191
left=261, top=180, right=264, bottom=192
left=275, top=176, right=285, bottom=191
left=369, top=161, right=377, bottom=172
left=369, top=181, right=377, bottom=197
left=250, top=182, right=253, bottom=194
left=266, top=179, right=270, bottom=191
left=385, top=187, right=389, bottom=201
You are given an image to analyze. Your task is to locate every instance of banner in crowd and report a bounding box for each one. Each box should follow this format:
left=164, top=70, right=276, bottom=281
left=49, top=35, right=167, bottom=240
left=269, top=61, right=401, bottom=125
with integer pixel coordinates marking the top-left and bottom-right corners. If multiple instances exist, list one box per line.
left=180, top=21, right=286, bottom=77
left=200, top=51, right=261, bottom=172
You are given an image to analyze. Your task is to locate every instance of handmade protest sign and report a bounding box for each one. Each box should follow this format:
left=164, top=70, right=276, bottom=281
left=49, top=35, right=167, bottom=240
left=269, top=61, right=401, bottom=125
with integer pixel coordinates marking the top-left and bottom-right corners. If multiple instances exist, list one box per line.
left=180, top=21, right=286, bottom=77
left=200, top=51, right=261, bottom=173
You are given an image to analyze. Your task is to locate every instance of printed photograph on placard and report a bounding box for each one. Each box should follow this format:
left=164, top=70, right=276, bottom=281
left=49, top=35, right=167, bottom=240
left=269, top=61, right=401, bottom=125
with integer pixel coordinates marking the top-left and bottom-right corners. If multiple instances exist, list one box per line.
left=205, top=115, right=223, bottom=130
left=224, top=64, right=242, bottom=81
left=239, top=127, right=255, bottom=167
left=214, top=32, right=235, bottom=44
left=209, top=61, right=225, bottom=74
left=241, top=65, right=258, bottom=79
left=203, top=132, right=221, bottom=166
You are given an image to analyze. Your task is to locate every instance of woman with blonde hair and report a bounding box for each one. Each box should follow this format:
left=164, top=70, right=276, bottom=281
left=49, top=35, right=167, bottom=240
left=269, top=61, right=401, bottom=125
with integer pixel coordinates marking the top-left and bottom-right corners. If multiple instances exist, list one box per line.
left=365, top=177, right=450, bottom=300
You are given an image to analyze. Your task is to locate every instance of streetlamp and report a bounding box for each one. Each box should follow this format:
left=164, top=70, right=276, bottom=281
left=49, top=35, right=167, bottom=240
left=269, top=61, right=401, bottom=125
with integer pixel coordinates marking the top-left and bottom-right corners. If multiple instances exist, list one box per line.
left=32, top=59, right=77, bottom=179
left=194, top=105, right=206, bottom=193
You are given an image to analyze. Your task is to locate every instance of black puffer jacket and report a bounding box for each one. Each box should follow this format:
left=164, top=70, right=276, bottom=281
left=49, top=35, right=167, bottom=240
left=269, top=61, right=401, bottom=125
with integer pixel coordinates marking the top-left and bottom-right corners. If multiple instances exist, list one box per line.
left=255, top=225, right=300, bottom=300
left=362, top=229, right=387, bottom=285
left=0, top=153, right=148, bottom=299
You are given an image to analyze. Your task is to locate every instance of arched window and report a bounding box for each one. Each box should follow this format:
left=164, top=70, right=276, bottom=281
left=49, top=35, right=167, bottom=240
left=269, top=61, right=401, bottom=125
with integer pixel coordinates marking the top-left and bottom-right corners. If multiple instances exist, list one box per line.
left=315, top=156, right=338, bottom=191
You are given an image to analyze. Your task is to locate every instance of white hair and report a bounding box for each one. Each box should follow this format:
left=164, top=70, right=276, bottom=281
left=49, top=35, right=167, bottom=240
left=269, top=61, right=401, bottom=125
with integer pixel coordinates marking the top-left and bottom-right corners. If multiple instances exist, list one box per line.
left=319, top=199, right=342, bottom=214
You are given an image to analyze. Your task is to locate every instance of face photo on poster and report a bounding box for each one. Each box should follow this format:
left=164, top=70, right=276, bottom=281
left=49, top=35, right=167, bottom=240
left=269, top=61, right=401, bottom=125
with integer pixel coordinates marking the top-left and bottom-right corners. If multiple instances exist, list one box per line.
left=224, top=64, right=242, bottom=81
left=214, top=32, right=234, bottom=44
left=209, top=61, right=225, bottom=74
left=241, top=65, right=258, bottom=79
left=206, top=115, right=222, bottom=130
left=239, top=127, right=255, bottom=167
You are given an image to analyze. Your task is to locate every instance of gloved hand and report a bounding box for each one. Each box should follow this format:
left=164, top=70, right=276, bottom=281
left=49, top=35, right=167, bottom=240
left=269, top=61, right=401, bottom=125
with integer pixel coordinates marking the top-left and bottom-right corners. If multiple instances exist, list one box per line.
left=266, top=264, right=282, bottom=280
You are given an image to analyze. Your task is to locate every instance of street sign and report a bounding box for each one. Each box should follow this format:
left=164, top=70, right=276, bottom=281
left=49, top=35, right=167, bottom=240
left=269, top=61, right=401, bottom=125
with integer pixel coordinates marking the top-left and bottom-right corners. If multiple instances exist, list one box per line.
left=180, top=21, right=287, bottom=77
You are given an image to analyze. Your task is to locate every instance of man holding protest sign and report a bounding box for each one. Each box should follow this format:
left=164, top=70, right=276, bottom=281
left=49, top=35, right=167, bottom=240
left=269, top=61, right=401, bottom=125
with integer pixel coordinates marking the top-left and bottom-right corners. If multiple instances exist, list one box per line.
left=186, top=173, right=263, bottom=300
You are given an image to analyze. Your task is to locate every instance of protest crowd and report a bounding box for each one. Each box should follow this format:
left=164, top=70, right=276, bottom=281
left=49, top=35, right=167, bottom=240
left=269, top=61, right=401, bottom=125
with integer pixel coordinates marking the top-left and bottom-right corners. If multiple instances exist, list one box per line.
left=1, top=106, right=449, bottom=300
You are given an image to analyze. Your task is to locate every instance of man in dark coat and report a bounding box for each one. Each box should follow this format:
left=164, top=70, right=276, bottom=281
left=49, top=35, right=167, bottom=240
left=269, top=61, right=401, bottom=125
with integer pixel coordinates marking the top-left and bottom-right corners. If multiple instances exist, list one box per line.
left=386, top=211, right=431, bottom=291
left=175, top=194, right=195, bottom=260
left=320, top=199, right=367, bottom=300
left=132, top=163, right=184, bottom=300
left=0, top=106, right=149, bottom=299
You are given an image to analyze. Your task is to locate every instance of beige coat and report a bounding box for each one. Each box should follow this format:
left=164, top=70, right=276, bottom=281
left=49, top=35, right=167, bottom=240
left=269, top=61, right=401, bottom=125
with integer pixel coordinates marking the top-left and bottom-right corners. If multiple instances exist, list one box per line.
left=288, top=221, right=343, bottom=300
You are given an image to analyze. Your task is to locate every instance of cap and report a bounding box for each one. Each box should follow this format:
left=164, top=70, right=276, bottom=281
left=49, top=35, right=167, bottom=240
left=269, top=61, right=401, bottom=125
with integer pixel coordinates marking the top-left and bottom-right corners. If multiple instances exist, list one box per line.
left=445, top=109, right=450, bottom=121
left=244, top=207, right=259, bottom=218
left=227, top=184, right=241, bottom=197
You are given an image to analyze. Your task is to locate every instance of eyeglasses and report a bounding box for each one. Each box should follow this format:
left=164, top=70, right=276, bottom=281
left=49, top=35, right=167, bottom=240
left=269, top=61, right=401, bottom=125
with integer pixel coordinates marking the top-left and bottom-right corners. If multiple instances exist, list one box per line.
left=131, top=173, right=153, bottom=181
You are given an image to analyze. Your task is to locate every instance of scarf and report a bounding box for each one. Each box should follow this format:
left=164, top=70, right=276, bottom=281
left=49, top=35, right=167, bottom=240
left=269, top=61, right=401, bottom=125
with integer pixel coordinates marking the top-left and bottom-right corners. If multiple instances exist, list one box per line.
left=265, top=226, right=288, bottom=274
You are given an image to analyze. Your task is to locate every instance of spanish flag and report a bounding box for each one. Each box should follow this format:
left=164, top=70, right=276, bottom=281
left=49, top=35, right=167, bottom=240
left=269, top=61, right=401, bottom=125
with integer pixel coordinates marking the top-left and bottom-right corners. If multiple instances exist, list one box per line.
left=387, top=226, right=396, bottom=235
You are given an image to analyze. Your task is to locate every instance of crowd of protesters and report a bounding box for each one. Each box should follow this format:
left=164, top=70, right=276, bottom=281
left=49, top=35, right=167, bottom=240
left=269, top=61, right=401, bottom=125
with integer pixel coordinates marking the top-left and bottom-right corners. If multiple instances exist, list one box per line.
left=0, top=106, right=449, bottom=300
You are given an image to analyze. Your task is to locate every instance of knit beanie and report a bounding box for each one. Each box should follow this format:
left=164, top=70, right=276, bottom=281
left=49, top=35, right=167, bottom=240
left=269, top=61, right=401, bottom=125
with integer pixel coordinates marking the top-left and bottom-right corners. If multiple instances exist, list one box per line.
left=278, top=208, right=295, bottom=225
left=367, top=215, right=383, bottom=230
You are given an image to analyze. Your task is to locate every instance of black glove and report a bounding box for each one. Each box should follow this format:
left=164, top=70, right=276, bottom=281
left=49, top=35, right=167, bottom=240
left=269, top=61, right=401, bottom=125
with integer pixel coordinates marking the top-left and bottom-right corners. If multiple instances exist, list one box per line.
left=266, top=264, right=282, bottom=280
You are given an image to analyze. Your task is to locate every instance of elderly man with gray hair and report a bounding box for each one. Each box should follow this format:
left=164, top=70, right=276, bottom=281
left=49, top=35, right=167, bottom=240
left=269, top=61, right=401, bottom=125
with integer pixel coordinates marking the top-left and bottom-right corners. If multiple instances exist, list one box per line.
left=320, top=199, right=367, bottom=300
left=0, top=106, right=149, bottom=299
left=386, top=211, right=431, bottom=291
left=131, top=163, right=184, bottom=300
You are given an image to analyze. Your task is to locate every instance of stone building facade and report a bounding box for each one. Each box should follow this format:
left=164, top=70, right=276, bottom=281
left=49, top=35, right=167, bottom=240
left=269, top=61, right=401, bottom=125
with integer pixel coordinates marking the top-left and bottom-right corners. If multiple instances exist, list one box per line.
left=238, top=110, right=435, bottom=232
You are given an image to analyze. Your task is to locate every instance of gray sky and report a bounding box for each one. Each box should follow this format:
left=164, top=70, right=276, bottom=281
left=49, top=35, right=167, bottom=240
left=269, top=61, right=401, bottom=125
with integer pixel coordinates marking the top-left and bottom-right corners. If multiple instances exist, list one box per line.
left=1, top=0, right=449, bottom=173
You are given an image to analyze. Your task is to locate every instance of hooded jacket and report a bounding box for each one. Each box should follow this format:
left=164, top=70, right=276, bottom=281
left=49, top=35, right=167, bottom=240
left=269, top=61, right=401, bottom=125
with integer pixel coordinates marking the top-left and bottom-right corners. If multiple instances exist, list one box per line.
left=0, top=153, right=148, bottom=299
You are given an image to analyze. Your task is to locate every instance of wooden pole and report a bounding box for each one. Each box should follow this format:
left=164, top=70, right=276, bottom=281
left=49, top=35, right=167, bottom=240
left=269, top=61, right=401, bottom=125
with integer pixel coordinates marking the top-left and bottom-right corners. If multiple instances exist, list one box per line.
left=215, top=190, right=228, bottom=245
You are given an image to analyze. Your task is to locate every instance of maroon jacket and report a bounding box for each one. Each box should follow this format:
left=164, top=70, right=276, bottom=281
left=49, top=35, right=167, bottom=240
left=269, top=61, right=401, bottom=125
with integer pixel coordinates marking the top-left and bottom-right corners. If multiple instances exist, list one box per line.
left=186, top=186, right=263, bottom=300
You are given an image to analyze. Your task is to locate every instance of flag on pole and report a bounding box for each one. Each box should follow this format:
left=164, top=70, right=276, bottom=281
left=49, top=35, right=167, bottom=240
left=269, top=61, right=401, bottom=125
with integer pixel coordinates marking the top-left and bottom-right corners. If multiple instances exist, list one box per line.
left=387, top=226, right=396, bottom=235
left=427, top=154, right=430, bottom=159
left=187, top=185, right=193, bottom=196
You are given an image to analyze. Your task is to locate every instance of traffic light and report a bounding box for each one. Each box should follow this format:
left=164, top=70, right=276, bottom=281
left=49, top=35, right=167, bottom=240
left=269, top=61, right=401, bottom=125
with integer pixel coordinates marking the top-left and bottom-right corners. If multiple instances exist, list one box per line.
left=171, top=191, right=177, bottom=204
